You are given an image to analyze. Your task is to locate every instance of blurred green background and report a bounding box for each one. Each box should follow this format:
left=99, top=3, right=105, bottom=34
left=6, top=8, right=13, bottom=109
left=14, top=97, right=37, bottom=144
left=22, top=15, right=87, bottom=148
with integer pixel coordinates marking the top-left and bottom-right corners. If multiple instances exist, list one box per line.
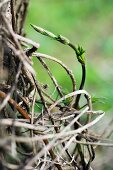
left=25, top=0, right=113, bottom=169
left=26, top=0, right=113, bottom=112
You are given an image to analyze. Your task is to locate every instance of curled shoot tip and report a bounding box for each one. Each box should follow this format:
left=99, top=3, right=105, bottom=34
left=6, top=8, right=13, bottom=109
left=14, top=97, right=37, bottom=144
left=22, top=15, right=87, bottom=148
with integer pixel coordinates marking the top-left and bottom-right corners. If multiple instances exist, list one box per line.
left=31, top=24, right=56, bottom=39
left=31, top=24, right=85, bottom=65
left=31, top=24, right=70, bottom=45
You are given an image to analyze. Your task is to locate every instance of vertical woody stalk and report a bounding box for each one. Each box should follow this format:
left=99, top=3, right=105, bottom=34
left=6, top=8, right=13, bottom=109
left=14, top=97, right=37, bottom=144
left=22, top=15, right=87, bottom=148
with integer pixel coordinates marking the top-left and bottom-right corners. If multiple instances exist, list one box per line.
left=0, top=0, right=11, bottom=84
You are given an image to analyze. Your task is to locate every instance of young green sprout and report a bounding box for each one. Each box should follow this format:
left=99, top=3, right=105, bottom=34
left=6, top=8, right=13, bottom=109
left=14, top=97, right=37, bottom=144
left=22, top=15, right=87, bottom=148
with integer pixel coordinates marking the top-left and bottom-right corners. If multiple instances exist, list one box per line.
left=30, top=24, right=57, bottom=39
left=31, top=24, right=86, bottom=111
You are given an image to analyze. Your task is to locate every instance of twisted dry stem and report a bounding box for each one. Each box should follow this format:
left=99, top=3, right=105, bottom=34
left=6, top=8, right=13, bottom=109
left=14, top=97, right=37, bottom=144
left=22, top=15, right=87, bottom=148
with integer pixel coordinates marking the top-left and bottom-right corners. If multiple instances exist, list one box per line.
left=0, top=6, right=106, bottom=169
left=33, top=52, right=76, bottom=92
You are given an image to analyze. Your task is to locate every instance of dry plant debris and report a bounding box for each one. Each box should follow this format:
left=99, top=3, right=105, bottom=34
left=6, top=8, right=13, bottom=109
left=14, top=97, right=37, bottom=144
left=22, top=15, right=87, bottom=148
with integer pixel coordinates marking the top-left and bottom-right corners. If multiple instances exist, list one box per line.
left=0, top=1, right=113, bottom=170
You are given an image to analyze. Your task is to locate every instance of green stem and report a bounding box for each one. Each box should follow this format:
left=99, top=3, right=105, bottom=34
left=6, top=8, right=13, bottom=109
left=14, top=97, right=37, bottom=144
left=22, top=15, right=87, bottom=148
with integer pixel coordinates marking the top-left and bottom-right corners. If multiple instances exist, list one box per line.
left=31, top=24, right=86, bottom=108
left=74, top=64, right=86, bottom=109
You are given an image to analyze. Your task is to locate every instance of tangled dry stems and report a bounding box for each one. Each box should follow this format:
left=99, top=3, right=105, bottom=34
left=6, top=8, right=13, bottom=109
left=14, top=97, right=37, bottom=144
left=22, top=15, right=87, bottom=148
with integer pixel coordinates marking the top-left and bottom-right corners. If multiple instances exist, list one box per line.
left=0, top=2, right=113, bottom=170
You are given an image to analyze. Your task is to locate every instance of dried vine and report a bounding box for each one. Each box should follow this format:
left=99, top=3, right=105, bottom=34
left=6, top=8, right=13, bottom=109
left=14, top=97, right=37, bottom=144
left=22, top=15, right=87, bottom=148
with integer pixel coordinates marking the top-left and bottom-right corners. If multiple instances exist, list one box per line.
left=0, top=1, right=112, bottom=170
